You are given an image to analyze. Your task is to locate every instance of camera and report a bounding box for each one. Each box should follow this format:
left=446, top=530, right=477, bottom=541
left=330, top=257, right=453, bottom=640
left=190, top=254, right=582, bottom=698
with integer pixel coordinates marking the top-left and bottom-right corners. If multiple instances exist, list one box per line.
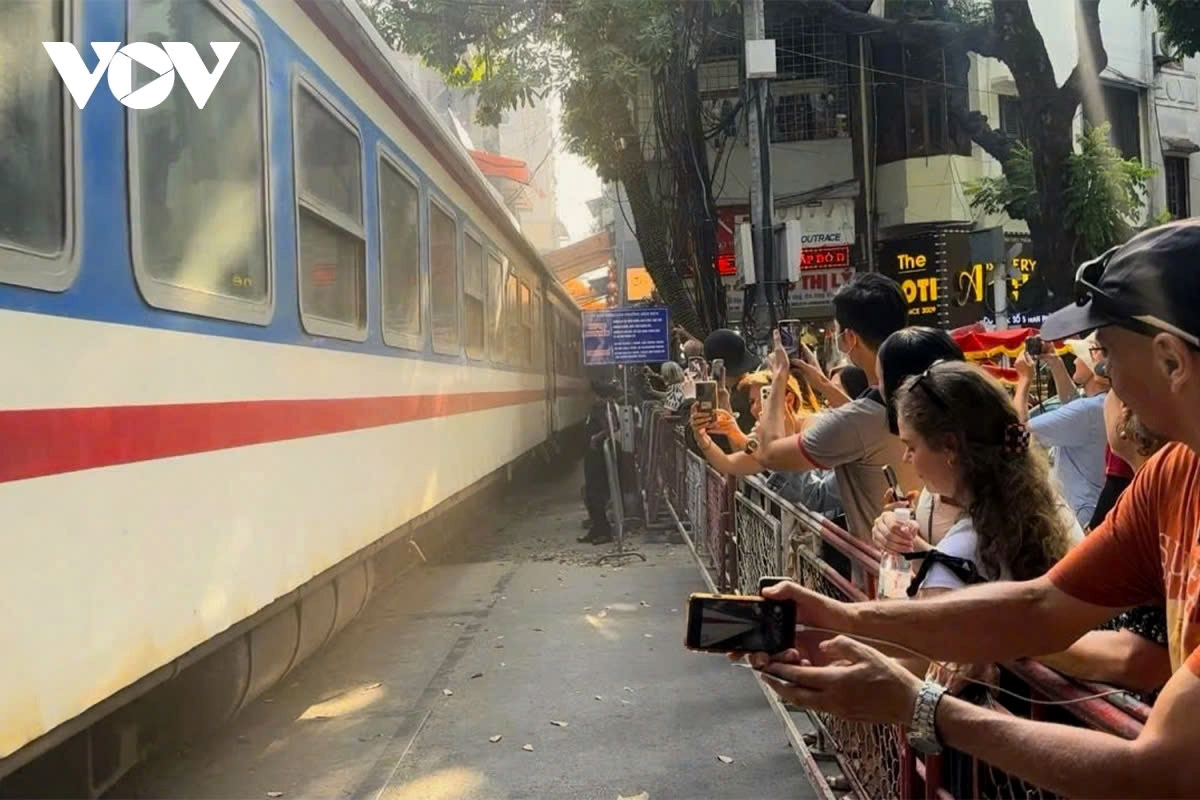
left=1025, top=335, right=1043, bottom=357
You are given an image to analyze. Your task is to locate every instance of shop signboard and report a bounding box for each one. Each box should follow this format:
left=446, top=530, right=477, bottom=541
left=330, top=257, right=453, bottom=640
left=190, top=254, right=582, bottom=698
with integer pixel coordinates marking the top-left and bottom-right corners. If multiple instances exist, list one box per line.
left=877, top=235, right=944, bottom=326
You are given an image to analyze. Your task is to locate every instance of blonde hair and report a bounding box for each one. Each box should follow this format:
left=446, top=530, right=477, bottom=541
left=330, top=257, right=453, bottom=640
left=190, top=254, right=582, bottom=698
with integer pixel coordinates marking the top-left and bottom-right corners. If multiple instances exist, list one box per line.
left=738, top=370, right=821, bottom=416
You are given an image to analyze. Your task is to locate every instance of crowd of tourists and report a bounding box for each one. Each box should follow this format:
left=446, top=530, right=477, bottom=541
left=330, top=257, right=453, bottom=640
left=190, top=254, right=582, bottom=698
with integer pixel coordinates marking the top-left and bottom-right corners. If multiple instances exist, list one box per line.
left=588, top=218, right=1200, bottom=798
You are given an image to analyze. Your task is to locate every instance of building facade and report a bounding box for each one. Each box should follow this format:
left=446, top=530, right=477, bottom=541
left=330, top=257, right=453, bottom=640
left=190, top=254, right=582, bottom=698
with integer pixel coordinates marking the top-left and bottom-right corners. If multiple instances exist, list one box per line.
left=875, top=1, right=1200, bottom=328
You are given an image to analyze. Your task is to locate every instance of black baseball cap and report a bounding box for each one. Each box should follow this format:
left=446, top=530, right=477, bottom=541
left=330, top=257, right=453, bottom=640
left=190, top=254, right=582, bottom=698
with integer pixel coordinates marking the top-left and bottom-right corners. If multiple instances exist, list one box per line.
left=703, top=329, right=760, bottom=377
left=1039, top=219, right=1200, bottom=348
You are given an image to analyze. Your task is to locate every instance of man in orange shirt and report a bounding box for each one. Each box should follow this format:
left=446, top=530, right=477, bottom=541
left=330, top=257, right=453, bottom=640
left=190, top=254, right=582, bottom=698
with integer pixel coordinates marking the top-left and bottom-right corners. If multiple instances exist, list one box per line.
left=742, top=219, right=1200, bottom=798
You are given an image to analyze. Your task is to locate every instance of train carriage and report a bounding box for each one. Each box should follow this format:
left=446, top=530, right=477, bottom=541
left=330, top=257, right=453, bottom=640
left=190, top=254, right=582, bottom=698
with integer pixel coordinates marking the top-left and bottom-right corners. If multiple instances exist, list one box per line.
left=0, top=0, right=586, bottom=788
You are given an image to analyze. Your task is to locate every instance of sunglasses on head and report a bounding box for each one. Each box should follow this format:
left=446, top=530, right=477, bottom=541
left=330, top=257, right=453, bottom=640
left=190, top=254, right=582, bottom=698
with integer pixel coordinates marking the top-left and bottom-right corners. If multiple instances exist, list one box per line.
left=911, top=359, right=953, bottom=413
left=1075, top=250, right=1200, bottom=348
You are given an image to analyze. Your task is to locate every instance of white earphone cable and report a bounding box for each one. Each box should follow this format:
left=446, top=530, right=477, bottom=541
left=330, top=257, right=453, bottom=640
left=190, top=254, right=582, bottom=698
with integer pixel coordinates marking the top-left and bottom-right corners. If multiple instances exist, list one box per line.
left=742, top=625, right=1135, bottom=707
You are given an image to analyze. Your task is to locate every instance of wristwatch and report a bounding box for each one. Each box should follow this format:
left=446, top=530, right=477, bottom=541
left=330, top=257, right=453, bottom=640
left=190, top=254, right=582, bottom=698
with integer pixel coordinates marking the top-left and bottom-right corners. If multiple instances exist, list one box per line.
left=907, top=679, right=948, bottom=755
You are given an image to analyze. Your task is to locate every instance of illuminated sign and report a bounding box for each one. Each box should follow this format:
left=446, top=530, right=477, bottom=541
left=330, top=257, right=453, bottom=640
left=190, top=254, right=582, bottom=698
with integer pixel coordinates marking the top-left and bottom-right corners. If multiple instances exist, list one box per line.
left=800, top=245, right=851, bottom=271
left=877, top=239, right=941, bottom=324
left=625, top=266, right=655, bottom=301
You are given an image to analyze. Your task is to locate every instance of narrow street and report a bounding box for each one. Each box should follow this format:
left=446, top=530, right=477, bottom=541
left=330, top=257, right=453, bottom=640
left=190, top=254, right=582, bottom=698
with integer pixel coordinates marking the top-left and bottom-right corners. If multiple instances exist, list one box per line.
left=110, top=468, right=817, bottom=800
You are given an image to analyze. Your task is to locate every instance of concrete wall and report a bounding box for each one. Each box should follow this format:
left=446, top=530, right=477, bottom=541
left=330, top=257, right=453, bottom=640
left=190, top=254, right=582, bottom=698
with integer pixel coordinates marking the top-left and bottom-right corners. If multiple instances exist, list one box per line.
left=710, top=138, right=854, bottom=206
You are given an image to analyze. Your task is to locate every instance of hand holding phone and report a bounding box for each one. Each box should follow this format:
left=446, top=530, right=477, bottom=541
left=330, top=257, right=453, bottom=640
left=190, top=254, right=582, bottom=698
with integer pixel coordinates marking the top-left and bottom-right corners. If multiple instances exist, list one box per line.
left=881, top=465, right=907, bottom=506
left=778, top=319, right=802, bottom=358
left=694, top=380, right=718, bottom=413
left=684, top=592, right=795, bottom=655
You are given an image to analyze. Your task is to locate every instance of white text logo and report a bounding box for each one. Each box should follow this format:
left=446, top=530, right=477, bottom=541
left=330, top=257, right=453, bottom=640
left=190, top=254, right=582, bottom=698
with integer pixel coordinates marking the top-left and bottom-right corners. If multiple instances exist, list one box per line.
left=42, top=42, right=240, bottom=110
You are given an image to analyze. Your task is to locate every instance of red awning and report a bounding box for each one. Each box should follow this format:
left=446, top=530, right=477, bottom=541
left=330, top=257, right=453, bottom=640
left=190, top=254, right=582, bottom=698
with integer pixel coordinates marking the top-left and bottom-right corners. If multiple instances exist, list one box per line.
left=469, top=150, right=532, bottom=184
left=952, top=326, right=1070, bottom=361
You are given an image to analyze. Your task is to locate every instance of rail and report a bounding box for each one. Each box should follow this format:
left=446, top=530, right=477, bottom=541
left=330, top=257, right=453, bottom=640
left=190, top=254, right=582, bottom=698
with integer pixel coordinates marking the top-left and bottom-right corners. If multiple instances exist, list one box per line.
left=634, top=408, right=1151, bottom=800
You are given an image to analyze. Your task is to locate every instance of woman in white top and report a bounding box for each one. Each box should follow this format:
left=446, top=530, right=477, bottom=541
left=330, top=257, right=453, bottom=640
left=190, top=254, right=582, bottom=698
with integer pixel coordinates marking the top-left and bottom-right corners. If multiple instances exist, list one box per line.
left=877, top=361, right=1081, bottom=691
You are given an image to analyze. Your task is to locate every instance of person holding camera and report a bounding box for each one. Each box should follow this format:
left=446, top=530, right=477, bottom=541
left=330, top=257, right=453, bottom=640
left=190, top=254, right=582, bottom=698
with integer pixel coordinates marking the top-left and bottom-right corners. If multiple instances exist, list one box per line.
left=735, top=219, right=1200, bottom=799
left=1013, top=332, right=1109, bottom=528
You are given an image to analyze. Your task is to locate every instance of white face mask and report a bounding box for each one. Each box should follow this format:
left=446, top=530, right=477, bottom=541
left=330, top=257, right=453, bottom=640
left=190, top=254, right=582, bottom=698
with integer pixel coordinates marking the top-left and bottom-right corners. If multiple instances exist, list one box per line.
left=834, top=327, right=851, bottom=358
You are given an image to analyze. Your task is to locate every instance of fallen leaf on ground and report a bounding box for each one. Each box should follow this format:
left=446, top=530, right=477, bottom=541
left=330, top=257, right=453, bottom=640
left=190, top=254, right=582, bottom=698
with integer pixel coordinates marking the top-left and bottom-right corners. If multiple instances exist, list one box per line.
left=594, top=695, right=603, bottom=701
left=470, top=673, right=484, bottom=679
left=533, top=627, right=544, bottom=632
left=442, top=689, right=454, bottom=696
left=639, top=601, right=650, bottom=607
left=522, top=744, right=534, bottom=752
left=550, top=720, right=569, bottom=727
left=620, top=699, right=631, bottom=705
left=643, top=633, right=654, bottom=638
left=489, top=735, right=503, bottom=743
left=266, top=793, right=284, bottom=798
left=717, top=755, right=734, bottom=764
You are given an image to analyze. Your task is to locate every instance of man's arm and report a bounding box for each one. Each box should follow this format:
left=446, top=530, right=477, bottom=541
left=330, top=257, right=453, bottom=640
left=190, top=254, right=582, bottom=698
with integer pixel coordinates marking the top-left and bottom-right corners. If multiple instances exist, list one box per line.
left=934, top=664, right=1200, bottom=798
left=1043, top=353, right=1077, bottom=404
left=1036, top=629, right=1172, bottom=694
left=842, top=576, right=1120, bottom=664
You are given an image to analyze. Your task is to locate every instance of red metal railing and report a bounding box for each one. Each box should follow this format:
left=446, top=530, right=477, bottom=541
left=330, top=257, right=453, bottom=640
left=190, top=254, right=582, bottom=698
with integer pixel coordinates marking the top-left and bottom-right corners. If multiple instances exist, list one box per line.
left=636, top=414, right=1149, bottom=800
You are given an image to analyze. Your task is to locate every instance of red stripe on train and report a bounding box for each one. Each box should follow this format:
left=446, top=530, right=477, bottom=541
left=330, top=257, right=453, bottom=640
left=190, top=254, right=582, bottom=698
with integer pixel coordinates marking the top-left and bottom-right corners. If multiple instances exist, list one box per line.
left=0, top=390, right=545, bottom=484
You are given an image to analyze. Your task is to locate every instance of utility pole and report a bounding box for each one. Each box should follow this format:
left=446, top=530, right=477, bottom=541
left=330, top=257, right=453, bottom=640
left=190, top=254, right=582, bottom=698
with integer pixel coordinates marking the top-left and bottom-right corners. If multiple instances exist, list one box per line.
left=744, top=0, right=776, bottom=349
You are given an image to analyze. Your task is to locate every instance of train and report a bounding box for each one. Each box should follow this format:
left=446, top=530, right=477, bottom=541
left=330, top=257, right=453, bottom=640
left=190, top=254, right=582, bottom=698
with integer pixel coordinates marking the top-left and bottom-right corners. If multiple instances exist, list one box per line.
left=0, top=0, right=587, bottom=792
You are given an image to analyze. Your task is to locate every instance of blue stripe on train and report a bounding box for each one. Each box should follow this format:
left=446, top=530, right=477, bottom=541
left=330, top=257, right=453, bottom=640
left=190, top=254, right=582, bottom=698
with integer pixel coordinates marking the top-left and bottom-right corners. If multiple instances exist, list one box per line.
left=0, top=0, right=554, bottom=374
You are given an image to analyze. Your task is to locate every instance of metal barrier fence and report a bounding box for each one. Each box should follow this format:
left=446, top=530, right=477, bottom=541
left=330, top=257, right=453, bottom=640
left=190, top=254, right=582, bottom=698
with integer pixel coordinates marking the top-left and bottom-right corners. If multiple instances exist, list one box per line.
left=635, top=410, right=1151, bottom=800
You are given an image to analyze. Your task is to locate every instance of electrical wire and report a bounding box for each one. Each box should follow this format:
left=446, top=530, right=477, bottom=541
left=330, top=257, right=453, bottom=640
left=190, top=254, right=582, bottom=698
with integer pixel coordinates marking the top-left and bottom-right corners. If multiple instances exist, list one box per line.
left=735, top=624, right=1130, bottom=707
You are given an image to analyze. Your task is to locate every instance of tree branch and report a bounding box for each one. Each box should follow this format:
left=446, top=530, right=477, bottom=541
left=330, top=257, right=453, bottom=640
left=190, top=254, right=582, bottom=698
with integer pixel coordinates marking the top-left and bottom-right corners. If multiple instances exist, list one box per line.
left=1059, top=0, right=1108, bottom=107
left=948, top=104, right=1013, bottom=163
left=801, top=0, right=1004, bottom=58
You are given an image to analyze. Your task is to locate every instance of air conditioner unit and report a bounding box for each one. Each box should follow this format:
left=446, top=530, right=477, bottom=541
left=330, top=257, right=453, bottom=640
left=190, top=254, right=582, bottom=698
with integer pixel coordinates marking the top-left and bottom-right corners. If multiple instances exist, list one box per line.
left=733, top=221, right=756, bottom=285
left=781, top=220, right=803, bottom=283
left=1153, top=31, right=1179, bottom=67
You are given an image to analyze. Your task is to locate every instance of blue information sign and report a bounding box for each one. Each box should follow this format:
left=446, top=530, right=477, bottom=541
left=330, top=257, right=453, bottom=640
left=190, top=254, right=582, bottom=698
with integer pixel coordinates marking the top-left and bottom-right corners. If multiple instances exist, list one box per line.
left=582, top=306, right=671, bottom=366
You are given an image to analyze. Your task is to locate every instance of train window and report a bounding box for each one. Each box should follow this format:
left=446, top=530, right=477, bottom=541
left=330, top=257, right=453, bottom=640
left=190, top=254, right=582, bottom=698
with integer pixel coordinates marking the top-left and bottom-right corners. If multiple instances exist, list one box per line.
left=532, top=290, right=543, bottom=368
left=487, top=251, right=505, bottom=362
left=0, top=0, right=76, bottom=291
left=519, top=281, right=533, bottom=366
left=294, top=80, right=365, bottom=339
left=429, top=200, right=459, bottom=355
left=463, top=231, right=485, bottom=360
left=505, top=273, right=519, bottom=365
left=378, top=154, right=421, bottom=348
left=129, top=0, right=270, bottom=320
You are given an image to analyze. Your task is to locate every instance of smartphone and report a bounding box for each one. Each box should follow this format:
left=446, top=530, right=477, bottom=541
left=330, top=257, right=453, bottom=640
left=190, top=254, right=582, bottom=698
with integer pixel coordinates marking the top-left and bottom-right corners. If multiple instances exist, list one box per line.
left=758, top=576, right=789, bottom=594
left=882, top=465, right=905, bottom=502
left=778, top=319, right=803, bottom=357
left=711, top=358, right=726, bottom=388
left=684, top=592, right=796, bottom=654
left=694, top=380, right=718, bottom=413
left=759, top=385, right=771, bottom=405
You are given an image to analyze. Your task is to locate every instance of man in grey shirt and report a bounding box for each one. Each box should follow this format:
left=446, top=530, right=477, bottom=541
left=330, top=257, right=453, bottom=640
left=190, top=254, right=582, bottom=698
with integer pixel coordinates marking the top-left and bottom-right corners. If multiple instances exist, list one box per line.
left=756, top=274, right=916, bottom=586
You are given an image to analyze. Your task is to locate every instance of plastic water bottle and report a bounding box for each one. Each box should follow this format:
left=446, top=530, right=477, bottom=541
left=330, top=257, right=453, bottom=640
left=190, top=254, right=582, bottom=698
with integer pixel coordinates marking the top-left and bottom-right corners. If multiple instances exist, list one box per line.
left=876, top=507, right=913, bottom=600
